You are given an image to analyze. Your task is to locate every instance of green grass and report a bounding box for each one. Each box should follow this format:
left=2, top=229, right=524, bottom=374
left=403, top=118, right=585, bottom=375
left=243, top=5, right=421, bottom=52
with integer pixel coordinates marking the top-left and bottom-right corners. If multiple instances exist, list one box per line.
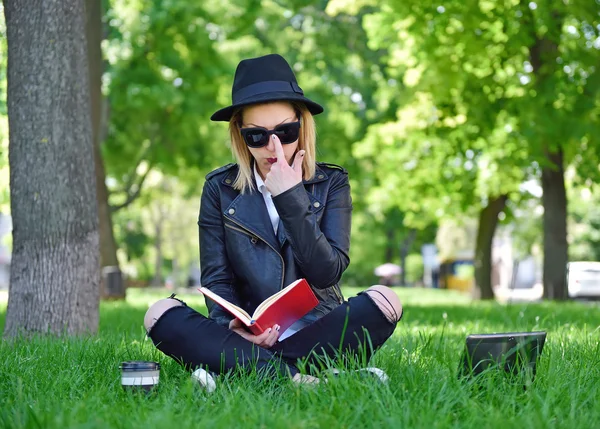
left=1, top=287, right=599, bottom=429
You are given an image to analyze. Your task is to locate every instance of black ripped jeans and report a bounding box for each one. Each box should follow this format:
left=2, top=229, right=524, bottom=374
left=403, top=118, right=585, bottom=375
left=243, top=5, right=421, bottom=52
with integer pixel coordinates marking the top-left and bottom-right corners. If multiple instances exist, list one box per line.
left=147, top=292, right=400, bottom=378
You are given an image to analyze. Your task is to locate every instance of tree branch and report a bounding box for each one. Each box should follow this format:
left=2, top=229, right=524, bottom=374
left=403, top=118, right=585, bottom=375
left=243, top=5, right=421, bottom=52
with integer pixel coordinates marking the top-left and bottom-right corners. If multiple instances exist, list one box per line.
left=110, top=163, right=153, bottom=212
left=115, top=141, right=154, bottom=195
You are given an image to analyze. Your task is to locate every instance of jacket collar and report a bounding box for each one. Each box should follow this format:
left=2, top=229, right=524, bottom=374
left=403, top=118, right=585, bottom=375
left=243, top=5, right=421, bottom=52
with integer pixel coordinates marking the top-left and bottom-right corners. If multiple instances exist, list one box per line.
left=222, top=163, right=326, bottom=252
left=223, top=177, right=280, bottom=252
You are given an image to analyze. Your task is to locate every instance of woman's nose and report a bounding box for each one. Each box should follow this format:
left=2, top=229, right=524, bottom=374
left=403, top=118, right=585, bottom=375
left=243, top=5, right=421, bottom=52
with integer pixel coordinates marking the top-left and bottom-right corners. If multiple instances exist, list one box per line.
left=265, top=137, right=275, bottom=152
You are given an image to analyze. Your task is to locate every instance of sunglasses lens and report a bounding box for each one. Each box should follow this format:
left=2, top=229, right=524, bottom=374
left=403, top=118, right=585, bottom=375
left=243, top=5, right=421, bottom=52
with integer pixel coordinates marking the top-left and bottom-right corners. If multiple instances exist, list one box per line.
left=243, top=130, right=268, bottom=148
left=275, top=122, right=300, bottom=143
left=241, top=122, right=300, bottom=148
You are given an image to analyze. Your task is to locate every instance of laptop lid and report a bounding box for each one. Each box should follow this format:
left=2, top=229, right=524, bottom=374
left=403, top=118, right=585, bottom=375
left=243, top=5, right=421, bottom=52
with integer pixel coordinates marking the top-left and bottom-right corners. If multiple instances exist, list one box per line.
left=458, top=331, right=547, bottom=380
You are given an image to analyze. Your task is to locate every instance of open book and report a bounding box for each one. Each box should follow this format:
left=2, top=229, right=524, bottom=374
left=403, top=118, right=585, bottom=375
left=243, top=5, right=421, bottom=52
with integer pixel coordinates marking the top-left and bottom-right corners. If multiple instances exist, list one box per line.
left=199, top=278, right=319, bottom=335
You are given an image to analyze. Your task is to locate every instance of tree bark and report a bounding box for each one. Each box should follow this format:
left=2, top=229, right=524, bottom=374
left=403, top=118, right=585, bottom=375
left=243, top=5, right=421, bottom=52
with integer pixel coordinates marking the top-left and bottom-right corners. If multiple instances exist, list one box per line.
left=541, top=148, right=568, bottom=300
left=3, top=0, right=100, bottom=337
left=84, top=0, right=124, bottom=299
left=527, top=11, right=568, bottom=300
left=474, top=195, right=508, bottom=300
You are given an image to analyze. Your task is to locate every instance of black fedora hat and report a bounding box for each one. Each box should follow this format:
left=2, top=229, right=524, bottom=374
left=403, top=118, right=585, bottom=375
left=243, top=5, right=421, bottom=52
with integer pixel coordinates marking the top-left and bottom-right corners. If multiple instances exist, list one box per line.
left=210, top=54, right=324, bottom=122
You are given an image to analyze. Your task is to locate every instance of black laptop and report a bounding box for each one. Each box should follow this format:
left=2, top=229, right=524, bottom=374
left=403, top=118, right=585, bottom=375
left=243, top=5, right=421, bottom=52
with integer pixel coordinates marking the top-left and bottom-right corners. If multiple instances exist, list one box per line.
left=458, top=331, right=547, bottom=382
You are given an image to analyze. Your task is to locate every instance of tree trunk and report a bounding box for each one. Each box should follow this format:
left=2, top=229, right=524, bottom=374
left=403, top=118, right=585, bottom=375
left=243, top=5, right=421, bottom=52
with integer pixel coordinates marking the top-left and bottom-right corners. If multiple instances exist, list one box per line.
left=527, top=13, right=567, bottom=300
left=541, top=148, right=568, bottom=300
left=399, top=229, right=416, bottom=286
left=3, top=0, right=100, bottom=337
left=474, top=195, right=508, bottom=300
left=84, top=0, right=124, bottom=299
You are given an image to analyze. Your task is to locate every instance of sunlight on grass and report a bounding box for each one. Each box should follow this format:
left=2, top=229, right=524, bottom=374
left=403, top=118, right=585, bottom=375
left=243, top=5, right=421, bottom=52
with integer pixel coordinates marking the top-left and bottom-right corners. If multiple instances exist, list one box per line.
left=123, top=285, right=472, bottom=310
left=1, top=286, right=599, bottom=428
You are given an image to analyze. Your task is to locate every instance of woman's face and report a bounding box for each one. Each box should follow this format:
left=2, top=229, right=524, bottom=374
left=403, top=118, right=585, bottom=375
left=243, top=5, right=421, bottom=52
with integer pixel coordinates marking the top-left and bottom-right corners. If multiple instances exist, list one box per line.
left=241, top=102, right=299, bottom=180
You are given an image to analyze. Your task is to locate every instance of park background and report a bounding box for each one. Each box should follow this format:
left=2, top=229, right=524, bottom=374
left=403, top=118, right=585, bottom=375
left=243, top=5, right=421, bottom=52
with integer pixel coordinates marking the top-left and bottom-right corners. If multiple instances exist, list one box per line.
left=2, top=0, right=600, bottom=299
left=1, top=1, right=599, bottom=428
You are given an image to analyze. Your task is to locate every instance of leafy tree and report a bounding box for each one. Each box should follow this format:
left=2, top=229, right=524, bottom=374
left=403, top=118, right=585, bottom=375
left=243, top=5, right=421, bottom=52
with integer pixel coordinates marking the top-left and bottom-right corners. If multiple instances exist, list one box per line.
left=101, top=0, right=417, bottom=286
left=85, top=0, right=234, bottom=295
left=233, top=2, right=444, bottom=285
left=327, top=0, right=600, bottom=299
left=568, top=177, right=600, bottom=262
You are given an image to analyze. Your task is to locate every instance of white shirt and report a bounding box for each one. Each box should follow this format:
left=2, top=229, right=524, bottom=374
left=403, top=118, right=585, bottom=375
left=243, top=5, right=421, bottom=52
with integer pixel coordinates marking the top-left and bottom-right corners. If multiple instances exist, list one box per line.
left=254, top=164, right=279, bottom=234
left=253, top=164, right=301, bottom=341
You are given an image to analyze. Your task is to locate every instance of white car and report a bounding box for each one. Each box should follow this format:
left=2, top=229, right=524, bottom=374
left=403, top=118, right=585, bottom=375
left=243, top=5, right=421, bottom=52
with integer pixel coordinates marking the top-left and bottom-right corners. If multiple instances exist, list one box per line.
left=567, top=261, right=600, bottom=299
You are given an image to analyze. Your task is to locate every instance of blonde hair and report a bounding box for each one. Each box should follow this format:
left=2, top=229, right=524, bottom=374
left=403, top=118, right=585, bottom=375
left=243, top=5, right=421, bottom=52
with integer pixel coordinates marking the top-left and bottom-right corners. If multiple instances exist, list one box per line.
left=228, top=101, right=316, bottom=194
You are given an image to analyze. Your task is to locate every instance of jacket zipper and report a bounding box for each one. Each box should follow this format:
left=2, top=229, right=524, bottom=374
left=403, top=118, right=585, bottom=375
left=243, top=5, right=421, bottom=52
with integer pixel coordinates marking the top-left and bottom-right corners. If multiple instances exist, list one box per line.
left=224, top=223, right=258, bottom=244
left=333, top=285, right=343, bottom=303
left=224, top=216, right=286, bottom=291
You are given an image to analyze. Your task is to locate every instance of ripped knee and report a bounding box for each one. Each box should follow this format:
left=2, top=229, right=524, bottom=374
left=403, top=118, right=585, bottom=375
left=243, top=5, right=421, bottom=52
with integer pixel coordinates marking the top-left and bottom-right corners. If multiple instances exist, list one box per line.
left=144, top=298, right=184, bottom=333
left=365, top=285, right=403, bottom=323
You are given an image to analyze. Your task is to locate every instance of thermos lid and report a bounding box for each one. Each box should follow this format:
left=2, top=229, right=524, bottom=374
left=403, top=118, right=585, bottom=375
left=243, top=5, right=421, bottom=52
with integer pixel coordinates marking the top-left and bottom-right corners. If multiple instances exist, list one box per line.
left=120, top=361, right=160, bottom=371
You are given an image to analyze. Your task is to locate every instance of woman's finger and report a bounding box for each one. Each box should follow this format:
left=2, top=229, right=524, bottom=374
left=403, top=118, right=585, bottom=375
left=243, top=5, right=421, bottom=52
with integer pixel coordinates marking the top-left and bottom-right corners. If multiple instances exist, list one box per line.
left=266, top=325, right=281, bottom=347
left=256, top=325, right=278, bottom=348
left=292, top=150, right=304, bottom=175
left=229, top=320, right=281, bottom=348
left=253, top=327, right=275, bottom=345
left=272, top=134, right=286, bottom=165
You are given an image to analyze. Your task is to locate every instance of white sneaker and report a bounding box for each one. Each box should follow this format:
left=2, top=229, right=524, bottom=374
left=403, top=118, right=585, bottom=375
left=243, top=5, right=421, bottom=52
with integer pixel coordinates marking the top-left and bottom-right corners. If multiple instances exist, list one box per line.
left=358, top=367, right=389, bottom=383
left=191, top=368, right=217, bottom=393
left=329, top=367, right=389, bottom=383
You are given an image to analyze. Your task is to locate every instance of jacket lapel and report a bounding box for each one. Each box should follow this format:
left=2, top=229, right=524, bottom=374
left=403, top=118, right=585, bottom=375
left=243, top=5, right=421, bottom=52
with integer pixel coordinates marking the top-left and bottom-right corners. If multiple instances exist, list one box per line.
left=222, top=165, right=328, bottom=253
left=224, top=186, right=281, bottom=253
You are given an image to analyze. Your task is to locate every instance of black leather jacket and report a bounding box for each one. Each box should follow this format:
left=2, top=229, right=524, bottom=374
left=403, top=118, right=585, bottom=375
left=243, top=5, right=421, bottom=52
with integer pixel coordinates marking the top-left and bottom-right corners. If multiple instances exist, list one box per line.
left=198, top=162, right=351, bottom=328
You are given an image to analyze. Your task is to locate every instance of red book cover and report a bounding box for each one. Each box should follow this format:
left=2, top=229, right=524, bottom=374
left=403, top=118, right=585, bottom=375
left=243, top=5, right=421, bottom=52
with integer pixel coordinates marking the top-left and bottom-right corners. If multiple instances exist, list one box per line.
left=199, top=278, right=319, bottom=335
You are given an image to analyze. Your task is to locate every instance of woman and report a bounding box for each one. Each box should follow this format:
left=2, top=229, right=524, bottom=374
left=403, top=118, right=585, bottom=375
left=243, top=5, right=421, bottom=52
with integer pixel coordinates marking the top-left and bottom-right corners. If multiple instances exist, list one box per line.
left=144, top=54, right=403, bottom=387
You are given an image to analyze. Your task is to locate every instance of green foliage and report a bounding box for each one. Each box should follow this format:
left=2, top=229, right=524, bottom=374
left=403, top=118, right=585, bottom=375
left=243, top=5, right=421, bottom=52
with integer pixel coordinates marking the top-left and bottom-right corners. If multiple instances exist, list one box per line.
left=103, top=0, right=232, bottom=182
left=4, top=0, right=599, bottom=285
left=110, top=172, right=201, bottom=287
left=507, top=198, right=544, bottom=260
left=100, top=0, right=429, bottom=285
left=568, top=179, right=600, bottom=262
left=2, top=288, right=600, bottom=428
left=114, top=216, right=150, bottom=262
left=405, top=253, right=424, bottom=284
left=327, top=0, right=600, bottom=292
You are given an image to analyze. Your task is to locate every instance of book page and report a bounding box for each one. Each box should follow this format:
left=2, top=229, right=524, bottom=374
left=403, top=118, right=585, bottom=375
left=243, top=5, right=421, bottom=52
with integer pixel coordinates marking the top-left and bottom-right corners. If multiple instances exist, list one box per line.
left=198, top=287, right=252, bottom=324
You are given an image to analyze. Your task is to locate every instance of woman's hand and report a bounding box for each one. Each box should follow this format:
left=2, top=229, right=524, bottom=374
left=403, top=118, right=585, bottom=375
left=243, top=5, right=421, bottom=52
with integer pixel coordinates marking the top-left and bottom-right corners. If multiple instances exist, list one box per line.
left=264, top=135, right=304, bottom=197
left=229, top=318, right=280, bottom=349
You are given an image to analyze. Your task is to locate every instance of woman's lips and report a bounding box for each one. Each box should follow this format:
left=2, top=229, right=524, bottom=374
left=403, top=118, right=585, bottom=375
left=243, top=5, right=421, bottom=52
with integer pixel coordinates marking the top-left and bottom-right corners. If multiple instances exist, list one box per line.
left=267, top=158, right=277, bottom=164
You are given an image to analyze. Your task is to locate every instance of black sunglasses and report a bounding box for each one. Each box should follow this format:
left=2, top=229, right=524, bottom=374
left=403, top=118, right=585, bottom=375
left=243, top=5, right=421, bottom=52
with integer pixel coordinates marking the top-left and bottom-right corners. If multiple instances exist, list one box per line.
left=240, top=121, right=301, bottom=148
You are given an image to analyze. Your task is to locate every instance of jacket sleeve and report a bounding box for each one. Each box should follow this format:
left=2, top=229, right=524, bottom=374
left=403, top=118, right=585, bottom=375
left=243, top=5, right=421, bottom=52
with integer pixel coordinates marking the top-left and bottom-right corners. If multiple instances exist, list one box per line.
left=198, top=179, right=241, bottom=327
left=272, top=171, right=352, bottom=289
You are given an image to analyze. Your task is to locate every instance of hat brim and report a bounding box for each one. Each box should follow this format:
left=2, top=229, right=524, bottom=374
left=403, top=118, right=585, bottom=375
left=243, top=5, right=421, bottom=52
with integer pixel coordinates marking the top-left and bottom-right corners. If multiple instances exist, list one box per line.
left=210, top=92, right=324, bottom=122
